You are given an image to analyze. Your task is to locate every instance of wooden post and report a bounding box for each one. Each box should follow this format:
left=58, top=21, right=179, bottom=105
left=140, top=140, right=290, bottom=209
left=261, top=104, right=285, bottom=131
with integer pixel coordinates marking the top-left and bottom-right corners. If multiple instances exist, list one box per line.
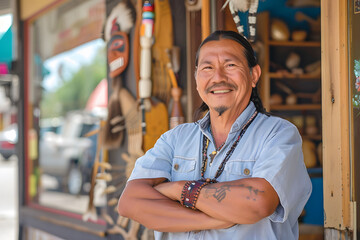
left=255, top=12, right=270, bottom=112
left=322, top=0, right=353, bottom=238
left=201, top=0, right=211, bottom=40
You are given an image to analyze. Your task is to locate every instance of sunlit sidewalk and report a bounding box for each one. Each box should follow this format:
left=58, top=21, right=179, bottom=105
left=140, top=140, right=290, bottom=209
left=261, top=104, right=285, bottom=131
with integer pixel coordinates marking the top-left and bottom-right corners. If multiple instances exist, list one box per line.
left=0, top=217, right=17, bottom=240
left=0, top=156, right=18, bottom=240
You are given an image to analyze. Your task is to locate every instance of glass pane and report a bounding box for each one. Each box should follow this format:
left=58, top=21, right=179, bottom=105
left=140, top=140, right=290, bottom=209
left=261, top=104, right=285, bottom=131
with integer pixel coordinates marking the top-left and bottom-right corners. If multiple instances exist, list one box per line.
left=28, top=0, right=107, bottom=216
left=38, top=40, right=106, bottom=213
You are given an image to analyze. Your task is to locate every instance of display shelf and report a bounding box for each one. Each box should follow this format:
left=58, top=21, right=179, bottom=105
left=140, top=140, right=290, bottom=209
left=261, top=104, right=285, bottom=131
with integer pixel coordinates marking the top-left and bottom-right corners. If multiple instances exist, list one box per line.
left=299, top=223, right=324, bottom=240
left=269, top=40, right=321, bottom=47
left=268, top=72, right=321, bottom=80
left=302, top=134, right=322, bottom=141
left=271, top=104, right=321, bottom=111
left=307, top=167, right=323, bottom=174
left=256, top=11, right=324, bottom=232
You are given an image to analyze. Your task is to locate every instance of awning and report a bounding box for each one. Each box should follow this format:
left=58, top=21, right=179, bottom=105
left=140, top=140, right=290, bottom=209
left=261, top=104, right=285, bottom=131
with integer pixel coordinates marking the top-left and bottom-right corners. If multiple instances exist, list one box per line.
left=85, top=79, right=108, bottom=111
left=0, top=26, right=12, bottom=70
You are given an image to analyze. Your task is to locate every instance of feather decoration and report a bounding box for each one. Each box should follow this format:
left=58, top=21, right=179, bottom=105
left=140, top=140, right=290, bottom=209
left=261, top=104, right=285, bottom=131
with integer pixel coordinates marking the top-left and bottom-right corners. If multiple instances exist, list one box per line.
left=104, top=1, right=136, bottom=42
left=248, top=0, right=259, bottom=42
left=222, top=0, right=259, bottom=42
left=222, top=0, right=250, bottom=12
left=228, top=1, right=244, bottom=36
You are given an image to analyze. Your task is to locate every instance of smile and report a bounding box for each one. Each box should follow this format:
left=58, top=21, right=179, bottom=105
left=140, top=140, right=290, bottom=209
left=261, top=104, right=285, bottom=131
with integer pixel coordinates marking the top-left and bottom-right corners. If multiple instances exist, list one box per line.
left=211, top=89, right=232, bottom=94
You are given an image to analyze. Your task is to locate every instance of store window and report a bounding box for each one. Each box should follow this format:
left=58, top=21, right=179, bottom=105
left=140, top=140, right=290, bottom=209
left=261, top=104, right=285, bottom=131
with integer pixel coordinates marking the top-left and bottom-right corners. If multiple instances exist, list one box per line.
left=27, top=0, right=107, bottom=216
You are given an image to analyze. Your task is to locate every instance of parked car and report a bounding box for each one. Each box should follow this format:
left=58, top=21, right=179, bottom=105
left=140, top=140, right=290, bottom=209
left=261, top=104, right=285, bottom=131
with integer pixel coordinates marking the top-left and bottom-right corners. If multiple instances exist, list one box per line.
left=39, top=112, right=99, bottom=195
left=0, top=123, right=17, bottom=160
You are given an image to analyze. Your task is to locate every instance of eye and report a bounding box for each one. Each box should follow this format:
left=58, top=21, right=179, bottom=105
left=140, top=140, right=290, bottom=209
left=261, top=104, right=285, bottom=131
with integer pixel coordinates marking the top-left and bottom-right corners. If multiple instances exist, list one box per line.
left=201, top=65, right=213, bottom=70
left=226, top=63, right=236, bottom=68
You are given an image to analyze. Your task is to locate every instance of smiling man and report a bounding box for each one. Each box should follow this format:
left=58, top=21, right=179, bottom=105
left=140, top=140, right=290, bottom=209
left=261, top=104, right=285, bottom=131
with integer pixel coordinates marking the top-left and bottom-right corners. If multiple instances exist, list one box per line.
left=118, top=30, right=312, bottom=240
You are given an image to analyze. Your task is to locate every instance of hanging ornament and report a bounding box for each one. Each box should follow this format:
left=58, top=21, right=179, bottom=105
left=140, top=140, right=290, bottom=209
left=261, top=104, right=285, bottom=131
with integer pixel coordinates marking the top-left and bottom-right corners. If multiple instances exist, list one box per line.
left=223, top=0, right=259, bottom=42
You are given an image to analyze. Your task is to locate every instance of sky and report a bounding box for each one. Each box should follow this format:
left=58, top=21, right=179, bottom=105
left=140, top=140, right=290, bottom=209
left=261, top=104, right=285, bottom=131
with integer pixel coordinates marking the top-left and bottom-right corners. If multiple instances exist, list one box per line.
left=0, top=13, right=12, bottom=38
left=43, top=38, right=105, bottom=91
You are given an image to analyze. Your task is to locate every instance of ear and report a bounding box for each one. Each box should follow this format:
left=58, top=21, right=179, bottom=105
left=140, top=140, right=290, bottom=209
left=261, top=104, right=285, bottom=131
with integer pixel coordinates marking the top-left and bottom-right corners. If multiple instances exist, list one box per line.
left=250, top=64, right=261, bottom=88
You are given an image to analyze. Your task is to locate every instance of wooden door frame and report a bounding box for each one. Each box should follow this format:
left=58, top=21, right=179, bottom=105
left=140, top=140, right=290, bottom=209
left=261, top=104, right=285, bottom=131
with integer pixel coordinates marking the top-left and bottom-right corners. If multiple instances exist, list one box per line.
left=322, top=0, right=354, bottom=238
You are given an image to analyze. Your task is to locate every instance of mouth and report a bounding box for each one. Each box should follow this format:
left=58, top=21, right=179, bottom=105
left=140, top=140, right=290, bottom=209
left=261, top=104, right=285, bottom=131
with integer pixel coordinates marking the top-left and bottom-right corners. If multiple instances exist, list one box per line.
left=206, top=82, right=237, bottom=94
left=211, top=89, right=232, bottom=94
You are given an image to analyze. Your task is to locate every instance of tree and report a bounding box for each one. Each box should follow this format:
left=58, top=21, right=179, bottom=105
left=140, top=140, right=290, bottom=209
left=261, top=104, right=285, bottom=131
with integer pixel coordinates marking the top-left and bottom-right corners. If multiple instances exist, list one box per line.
left=41, top=45, right=106, bottom=118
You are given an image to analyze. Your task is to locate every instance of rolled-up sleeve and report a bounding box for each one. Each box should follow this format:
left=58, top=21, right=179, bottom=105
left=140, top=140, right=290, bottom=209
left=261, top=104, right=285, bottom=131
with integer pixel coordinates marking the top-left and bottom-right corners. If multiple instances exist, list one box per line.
left=252, top=122, right=312, bottom=223
left=128, top=129, right=175, bottom=182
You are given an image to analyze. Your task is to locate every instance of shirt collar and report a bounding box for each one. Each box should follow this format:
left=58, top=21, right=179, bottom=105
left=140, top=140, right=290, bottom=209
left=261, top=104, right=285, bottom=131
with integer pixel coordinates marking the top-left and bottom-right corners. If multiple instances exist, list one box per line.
left=198, top=101, right=257, bottom=134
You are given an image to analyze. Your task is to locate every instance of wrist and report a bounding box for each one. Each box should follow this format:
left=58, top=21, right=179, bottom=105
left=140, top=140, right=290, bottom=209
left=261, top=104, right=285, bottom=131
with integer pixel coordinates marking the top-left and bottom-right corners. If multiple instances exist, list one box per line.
left=180, top=180, right=209, bottom=210
left=175, top=181, right=186, bottom=201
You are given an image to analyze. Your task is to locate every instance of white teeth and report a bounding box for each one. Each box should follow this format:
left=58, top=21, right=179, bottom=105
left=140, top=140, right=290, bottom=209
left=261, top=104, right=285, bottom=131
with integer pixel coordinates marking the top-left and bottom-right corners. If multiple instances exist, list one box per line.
left=212, top=90, right=231, bottom=94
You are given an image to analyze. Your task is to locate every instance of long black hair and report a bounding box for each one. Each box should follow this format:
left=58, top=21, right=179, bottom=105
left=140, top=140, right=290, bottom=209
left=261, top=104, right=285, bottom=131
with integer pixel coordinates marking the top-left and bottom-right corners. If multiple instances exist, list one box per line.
left=194, top=30, right=266, bottom=121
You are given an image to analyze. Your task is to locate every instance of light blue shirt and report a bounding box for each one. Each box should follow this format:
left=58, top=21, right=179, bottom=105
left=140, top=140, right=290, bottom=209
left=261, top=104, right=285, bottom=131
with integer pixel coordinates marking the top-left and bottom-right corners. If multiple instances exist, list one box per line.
left=129, top=101, right=312, bottom=240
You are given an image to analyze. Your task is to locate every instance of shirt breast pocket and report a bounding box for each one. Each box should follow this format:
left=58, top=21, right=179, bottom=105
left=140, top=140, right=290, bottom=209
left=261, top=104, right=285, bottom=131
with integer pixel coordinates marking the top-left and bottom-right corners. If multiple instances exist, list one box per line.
left=171, top=156, right=196, bottom=181
left=224, top=160, right=255, bottom=181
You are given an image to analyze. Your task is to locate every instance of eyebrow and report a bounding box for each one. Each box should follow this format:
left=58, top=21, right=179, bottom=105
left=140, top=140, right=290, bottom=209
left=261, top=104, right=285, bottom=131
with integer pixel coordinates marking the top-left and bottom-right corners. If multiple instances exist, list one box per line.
left=223, top=52, right=243, bottom=62
left=198, top=60, right=212, bottom=65
left=198, top=57, right=241, bottom=66
left=224, top=58, right=237, bottom=63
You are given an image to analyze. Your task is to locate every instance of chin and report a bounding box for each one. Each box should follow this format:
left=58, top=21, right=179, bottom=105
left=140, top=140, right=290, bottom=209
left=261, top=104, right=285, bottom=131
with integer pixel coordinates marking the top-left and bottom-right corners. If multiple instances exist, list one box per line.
left=213, top=106, right=229, bottom=116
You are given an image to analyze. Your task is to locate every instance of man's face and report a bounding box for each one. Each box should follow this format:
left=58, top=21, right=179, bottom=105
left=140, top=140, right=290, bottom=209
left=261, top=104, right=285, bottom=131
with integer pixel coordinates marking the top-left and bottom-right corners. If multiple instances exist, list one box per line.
left=195, top=38, right=260, bottom=116
left=107, top=31, right=129, bottom=78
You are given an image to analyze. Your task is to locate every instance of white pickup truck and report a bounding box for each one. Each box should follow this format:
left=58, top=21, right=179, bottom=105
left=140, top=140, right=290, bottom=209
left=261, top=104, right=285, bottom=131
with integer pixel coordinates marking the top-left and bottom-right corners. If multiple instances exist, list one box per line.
left=39, top=112, right=99, bottom=195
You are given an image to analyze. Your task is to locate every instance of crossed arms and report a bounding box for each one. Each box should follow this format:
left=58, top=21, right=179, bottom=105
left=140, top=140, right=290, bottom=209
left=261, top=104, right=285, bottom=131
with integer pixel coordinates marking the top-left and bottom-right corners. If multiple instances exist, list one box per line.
left=117, top=177, right=279, bottom=232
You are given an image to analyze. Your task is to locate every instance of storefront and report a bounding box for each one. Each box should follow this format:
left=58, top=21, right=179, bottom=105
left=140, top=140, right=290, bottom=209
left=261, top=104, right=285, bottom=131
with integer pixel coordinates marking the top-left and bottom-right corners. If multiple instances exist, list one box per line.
left=13, top=0, right=359, bottom=239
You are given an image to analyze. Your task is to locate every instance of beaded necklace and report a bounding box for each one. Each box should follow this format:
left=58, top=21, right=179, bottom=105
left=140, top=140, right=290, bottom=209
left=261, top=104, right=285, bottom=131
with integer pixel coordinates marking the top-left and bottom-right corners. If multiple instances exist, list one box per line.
left=208, top=128, right=226, bottom=166
left=200, top=110, right=258, bottom=183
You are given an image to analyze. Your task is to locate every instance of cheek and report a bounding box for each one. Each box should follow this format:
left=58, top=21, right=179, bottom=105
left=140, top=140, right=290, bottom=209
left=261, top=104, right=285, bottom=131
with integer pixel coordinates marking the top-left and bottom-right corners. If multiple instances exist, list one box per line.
left=195, top=76, right=199, bottom=88
left=237, top=72, right=253, bottom=87
left=195, top=74, right=203, bottom=91
left=197, top=70, right=213, bottom=79
left=195, top=81, right=204, bottom=95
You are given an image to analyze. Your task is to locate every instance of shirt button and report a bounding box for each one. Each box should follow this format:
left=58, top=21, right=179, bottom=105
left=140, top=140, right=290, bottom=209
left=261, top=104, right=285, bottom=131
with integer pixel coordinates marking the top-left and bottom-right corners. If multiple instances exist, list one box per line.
left=244, top=168, right=250, bottom=175
left=174, top=164, right=179, bottom=170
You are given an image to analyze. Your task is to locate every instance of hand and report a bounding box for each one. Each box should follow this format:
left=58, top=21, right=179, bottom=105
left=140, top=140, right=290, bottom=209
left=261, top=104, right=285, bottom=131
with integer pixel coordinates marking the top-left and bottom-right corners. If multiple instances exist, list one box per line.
left=154, top=180, right=186, bottom=202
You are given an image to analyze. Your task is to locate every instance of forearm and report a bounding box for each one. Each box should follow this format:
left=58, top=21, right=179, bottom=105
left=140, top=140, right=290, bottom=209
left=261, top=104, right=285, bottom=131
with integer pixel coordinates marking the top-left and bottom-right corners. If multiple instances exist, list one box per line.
left=118, top=179, right=232, bottom=232
left=196, top=178, right=279, bottom=224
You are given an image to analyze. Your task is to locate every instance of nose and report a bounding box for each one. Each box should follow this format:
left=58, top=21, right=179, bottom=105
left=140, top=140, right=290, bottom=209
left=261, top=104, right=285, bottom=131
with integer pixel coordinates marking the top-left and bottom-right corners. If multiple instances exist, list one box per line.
left=212, top=67, right=227, bottom=82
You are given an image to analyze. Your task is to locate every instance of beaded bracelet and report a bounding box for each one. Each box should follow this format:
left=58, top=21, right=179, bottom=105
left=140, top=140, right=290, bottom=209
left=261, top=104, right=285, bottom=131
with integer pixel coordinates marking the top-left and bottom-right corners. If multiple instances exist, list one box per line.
left=180, top=180, right=209, bottom=210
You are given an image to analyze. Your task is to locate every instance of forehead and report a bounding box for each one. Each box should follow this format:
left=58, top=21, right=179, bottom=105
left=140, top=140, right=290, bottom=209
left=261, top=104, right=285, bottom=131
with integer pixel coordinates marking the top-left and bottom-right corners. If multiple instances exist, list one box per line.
left=198, top=38, right=247, bottom=63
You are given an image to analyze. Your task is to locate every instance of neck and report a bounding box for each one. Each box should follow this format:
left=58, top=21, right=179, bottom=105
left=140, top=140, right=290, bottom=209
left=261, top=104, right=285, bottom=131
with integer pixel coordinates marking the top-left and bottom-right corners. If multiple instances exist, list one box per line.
left=207, top=100, right=251, bottom=147
left=208, top=108, right=242, bottom=148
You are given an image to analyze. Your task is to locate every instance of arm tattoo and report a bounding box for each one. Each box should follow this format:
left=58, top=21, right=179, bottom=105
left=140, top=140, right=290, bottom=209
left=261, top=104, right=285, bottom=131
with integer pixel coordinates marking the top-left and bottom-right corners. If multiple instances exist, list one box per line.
left=203, top=183, right=265, bottom=203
